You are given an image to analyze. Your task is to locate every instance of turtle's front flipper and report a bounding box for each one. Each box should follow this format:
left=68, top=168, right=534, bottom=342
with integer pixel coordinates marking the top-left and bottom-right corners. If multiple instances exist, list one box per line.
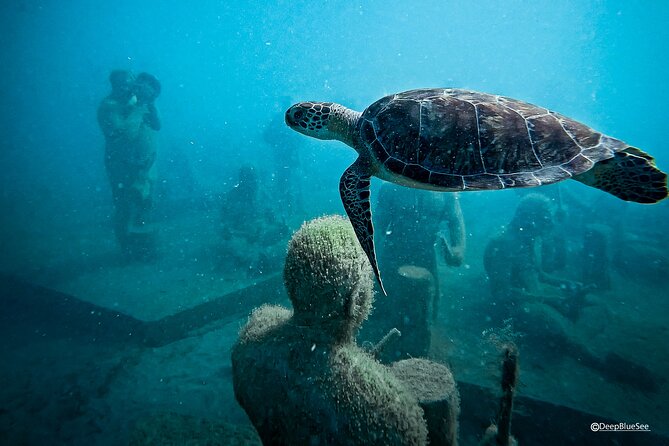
left=340, top=158, right=387, bottom=295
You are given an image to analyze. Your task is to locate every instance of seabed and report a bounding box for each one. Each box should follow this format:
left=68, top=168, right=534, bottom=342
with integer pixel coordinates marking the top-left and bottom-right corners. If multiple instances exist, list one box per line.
left=1, top=206, right=667, bottom=445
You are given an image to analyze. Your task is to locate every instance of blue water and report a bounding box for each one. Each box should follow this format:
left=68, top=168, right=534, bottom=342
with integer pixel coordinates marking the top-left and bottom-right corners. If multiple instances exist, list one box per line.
left=1, top=1, right=668, bottom=445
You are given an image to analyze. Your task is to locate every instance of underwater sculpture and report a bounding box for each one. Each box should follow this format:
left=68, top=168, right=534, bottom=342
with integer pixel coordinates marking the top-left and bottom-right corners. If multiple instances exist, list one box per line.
left=231, top=215, right=459, bottom=445
left=391, top=358, right=460, bottom=446
left=360, top=183, right=466, bottom=362
left=98, top=70, right=161, bottom=261
left=285, top=88, right=668, bottom=293
left=483, top=193, right=660, bottom=393
left=218, top=164, right=289, bottom=276
left=484, top=193, right=581, bottom=307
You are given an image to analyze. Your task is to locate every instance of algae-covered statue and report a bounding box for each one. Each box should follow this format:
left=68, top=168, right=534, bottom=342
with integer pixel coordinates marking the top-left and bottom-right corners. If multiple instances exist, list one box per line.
left=483, top=193, right=660, bottom=393
left=218, top=164, right=289, bottom=277
left=285, top=89, right=668, bottom=293
left=98, top=70, right=161, bottom=260
left=231, top=215, right=460, bottom=445
left=360, top=184, right=466, bottom=362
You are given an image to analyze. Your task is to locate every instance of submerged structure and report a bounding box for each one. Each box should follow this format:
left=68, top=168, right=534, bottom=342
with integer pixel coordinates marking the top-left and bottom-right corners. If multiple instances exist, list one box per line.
left=231, top=215, right=459, bottom=445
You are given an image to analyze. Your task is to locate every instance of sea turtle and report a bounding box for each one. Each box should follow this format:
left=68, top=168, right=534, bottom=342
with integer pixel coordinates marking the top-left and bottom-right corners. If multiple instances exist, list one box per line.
left=285, top=88, right=668, bottom=294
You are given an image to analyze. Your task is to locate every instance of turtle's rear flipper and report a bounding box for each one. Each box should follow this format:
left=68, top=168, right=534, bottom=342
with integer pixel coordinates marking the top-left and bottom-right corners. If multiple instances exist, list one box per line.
left=574, top=147, right=668, bottom=203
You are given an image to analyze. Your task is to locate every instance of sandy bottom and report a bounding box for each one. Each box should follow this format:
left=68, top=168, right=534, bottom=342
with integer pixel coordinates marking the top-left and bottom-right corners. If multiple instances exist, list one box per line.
left=0, top=209, right=284, bottom=321
left=0, top=316, right=258, bottom=445
left=0, top=207, right=280, bottom=444
left=430, top=238, right=669, bottom=437
left=3, top=272, right=665, bottom=445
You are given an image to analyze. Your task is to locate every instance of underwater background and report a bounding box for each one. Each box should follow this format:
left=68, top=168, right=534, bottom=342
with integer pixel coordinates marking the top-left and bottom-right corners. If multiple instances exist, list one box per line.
left=1, top=0, right=668, bottom=444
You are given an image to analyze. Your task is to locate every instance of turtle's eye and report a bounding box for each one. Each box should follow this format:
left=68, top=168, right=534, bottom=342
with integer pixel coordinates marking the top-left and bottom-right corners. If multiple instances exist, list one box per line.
left=293, top=110, right=305, bottom=121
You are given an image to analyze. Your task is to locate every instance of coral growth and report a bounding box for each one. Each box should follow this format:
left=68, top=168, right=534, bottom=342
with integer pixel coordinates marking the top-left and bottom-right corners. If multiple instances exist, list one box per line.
left=232, top=215, right=429, bottom=445
left=283, top=215, right=374, bottom=343
left=392, top=358, right=460, bottom=446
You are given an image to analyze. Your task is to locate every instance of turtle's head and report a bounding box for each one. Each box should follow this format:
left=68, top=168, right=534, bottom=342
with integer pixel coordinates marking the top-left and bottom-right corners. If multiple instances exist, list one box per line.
left=285, top=102, right=337, bottom=140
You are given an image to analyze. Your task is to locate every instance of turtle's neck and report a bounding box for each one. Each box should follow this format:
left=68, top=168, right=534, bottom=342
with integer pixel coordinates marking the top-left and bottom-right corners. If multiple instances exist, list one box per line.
left=329, top=104, right=362, bottom=150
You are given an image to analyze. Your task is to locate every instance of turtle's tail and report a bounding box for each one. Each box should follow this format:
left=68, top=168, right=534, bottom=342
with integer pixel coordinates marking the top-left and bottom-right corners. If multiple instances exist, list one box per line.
left=573, top=147, right=668, bottom=203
